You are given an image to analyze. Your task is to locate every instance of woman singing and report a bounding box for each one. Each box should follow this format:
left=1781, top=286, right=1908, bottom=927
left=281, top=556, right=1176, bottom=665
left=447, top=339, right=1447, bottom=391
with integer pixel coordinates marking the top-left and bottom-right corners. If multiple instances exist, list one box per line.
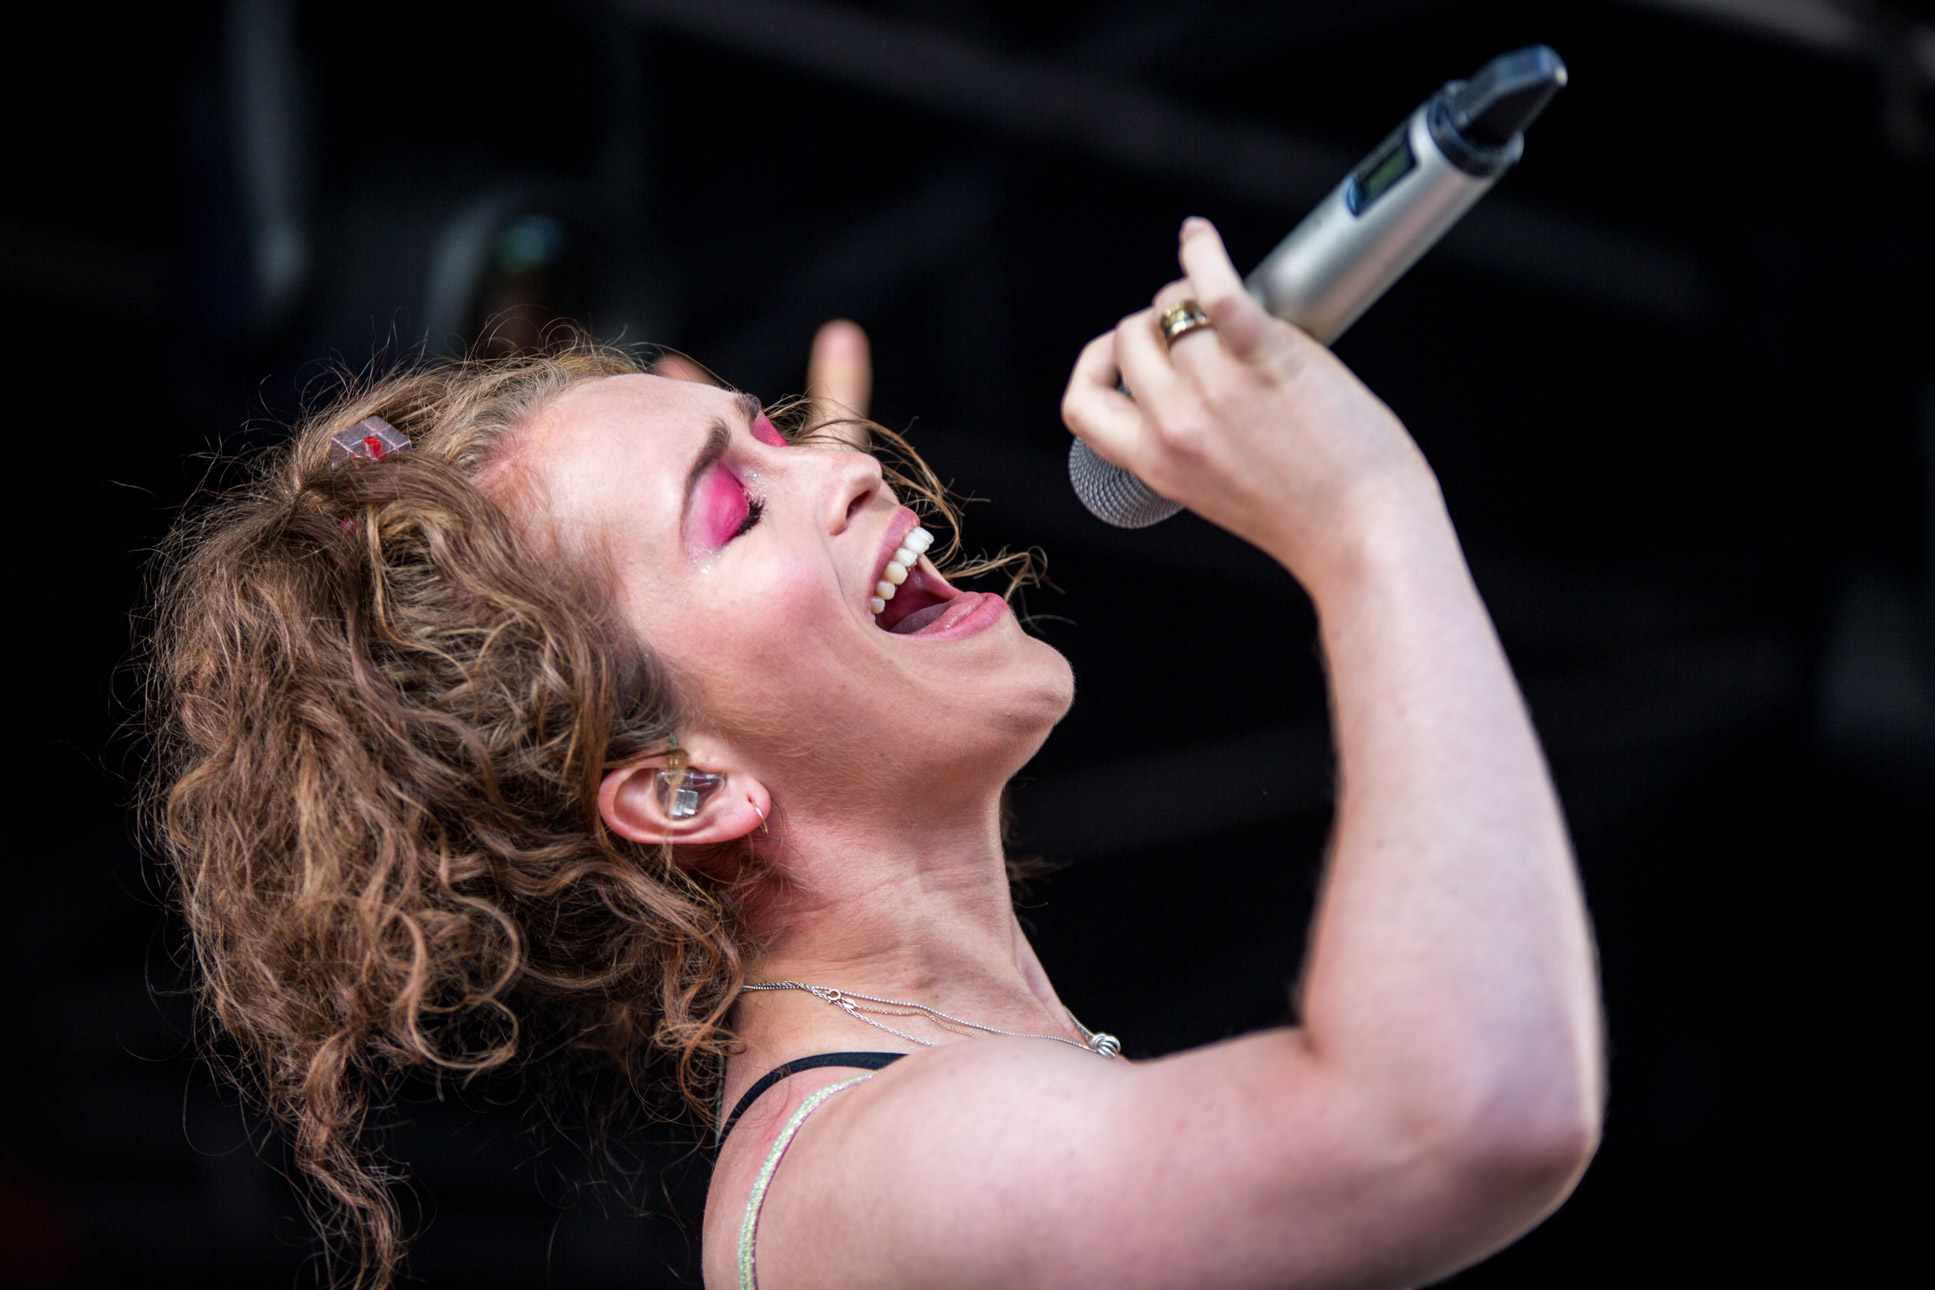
left=149, top=218, right=1602, bottom=1289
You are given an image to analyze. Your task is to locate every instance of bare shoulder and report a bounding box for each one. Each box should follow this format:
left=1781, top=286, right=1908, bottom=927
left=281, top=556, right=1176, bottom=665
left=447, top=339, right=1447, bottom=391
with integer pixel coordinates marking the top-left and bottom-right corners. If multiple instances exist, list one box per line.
left=702, top=1030, right=1525, bottom=1290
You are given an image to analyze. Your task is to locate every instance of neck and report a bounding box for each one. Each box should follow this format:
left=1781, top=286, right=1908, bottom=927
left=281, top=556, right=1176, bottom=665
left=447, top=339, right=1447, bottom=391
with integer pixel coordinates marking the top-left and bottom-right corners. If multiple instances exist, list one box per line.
left=728, top=783, right=1072, bottom=1058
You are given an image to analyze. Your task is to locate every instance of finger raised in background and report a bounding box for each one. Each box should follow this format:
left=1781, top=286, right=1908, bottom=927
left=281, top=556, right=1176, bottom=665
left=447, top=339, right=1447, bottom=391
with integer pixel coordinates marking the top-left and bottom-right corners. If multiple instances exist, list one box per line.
left=806, top=319, right=873, bottom=449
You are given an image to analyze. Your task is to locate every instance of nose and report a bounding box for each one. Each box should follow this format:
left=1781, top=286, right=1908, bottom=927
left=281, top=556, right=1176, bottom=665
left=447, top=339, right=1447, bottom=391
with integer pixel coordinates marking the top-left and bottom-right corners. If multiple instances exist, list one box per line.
left=822, top=444, right=886, bottom=535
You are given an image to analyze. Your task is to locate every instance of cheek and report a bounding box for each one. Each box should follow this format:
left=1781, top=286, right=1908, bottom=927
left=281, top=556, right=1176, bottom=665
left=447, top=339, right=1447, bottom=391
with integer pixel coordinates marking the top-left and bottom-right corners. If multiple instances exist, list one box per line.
left=673, top=547, right=841, bottom=670
left=688, top=556, right=858, bottom=712
left=738, top=551, right=838, bottom=645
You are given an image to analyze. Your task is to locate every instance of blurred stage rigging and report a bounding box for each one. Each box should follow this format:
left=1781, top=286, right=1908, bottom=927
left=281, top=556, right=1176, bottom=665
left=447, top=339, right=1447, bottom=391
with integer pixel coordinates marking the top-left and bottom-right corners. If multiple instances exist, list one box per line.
left=3, top=1, right=1928, bottom=1286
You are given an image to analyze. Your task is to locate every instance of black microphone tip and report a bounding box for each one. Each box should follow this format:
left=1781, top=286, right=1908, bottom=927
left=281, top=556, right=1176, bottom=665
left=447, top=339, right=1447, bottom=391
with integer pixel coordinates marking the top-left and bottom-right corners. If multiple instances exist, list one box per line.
left=1451, top=46, right=1568, bottom=148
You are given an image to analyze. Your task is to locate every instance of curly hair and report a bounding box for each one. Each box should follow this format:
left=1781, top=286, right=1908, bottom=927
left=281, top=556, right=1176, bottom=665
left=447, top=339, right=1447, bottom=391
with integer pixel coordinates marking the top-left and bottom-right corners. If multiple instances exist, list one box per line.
left=142, top=338, right=1031, bottom=1287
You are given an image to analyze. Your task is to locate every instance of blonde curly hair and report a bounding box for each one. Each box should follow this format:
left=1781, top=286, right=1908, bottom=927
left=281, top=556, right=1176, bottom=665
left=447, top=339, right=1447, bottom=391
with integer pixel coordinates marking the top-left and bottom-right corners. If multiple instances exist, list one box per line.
left=143, top=337, right=1028, bottom=1286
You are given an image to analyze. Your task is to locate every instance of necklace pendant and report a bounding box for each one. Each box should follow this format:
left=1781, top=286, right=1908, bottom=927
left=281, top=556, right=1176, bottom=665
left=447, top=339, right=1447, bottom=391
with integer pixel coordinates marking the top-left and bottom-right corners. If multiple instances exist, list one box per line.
left=1087, top=1031, right=1122, bottom=1058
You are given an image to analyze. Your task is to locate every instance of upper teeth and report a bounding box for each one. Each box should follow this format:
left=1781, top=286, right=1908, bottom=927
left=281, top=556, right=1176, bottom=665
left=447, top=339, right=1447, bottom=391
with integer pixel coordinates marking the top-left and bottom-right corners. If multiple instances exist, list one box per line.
left=870, top=526, right=935, bottom=616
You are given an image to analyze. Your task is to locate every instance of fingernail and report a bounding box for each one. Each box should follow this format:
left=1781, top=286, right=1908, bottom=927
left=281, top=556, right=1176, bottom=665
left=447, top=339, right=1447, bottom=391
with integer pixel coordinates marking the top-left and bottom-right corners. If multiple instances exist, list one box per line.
left=1180, top=216, right=1209, bottom=238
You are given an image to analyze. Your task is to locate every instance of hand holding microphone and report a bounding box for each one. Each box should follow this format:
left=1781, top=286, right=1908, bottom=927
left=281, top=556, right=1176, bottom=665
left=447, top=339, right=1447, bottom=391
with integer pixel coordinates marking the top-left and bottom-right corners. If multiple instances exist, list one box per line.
left=1062, top=219, right=1430, bottom=585
left=1066, top=45, right=1567, bottom=529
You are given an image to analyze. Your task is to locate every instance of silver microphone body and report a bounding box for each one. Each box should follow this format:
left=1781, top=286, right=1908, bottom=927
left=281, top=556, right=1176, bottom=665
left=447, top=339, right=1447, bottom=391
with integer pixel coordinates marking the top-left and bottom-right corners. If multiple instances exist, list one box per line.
left=1246, top=106, right=1502, bottom=345
left=1069, top=46, right=1566, bottom=528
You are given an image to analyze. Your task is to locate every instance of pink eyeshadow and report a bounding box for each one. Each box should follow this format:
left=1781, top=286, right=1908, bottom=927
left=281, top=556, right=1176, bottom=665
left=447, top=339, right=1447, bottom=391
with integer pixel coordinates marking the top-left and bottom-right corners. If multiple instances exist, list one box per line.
left=751, top=414, right=787, bottom=448
left=692, top=467, right=749, bottom=546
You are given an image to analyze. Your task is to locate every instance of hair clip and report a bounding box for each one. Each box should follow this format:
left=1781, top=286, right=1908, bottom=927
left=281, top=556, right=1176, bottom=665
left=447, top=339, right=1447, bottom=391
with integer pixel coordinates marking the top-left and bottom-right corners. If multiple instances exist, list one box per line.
left=654, top=735, right=724, bottom=821
left=330, top=416, right=410, bottom=467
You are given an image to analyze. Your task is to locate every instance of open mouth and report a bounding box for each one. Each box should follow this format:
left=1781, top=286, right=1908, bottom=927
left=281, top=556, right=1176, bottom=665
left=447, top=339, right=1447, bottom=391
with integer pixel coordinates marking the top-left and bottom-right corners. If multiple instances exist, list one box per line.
left=876, top=562, right=972, bottom=634
left=868, top=520, right=986, bottom=636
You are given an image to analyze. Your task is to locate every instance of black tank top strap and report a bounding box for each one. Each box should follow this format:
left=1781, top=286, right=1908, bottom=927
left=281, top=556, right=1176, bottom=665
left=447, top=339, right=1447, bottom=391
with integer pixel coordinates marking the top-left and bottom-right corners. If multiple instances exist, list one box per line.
left=717, top=1051, right=906, bottom=1147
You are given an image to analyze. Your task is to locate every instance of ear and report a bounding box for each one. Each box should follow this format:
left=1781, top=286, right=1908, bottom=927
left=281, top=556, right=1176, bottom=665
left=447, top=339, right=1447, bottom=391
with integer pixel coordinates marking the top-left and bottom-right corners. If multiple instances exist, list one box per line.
left=598, top=760, right=772, bottom=847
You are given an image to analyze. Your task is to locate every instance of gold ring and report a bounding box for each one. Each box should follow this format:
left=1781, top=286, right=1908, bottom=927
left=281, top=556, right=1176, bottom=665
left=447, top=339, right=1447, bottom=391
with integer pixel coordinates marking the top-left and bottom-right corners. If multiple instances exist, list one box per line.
left=1158, top=300, right=1213, bottom=348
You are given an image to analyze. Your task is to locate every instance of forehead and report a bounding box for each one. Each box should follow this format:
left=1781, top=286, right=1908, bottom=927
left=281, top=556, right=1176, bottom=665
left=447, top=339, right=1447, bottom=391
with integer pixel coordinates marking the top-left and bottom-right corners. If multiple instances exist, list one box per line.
left=518, top=373, right=743, bottom=529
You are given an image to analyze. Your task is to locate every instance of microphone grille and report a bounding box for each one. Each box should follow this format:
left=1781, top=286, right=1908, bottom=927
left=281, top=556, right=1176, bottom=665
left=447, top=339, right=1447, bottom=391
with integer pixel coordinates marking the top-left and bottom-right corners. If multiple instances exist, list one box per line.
left=1067, top=440, right=1184, bottom=529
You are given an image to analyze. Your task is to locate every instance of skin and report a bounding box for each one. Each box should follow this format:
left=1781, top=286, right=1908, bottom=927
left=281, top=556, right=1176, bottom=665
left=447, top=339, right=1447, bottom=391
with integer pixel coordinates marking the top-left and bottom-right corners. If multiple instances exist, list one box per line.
left=517, top=223, right=1603, bottom=1289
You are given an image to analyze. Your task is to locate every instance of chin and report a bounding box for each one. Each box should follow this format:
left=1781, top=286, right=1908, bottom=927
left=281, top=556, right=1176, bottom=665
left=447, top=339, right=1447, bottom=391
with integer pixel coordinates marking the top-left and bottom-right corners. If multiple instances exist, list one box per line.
left=903, top=628, right=1070, bottom=784
left=990, top=636, right=1076, bottom=761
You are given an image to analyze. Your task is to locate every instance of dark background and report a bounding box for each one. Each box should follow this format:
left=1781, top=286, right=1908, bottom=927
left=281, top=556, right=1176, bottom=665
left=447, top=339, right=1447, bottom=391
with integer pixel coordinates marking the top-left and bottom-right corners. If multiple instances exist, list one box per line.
left=5, top=1, right=1929, bottom=1286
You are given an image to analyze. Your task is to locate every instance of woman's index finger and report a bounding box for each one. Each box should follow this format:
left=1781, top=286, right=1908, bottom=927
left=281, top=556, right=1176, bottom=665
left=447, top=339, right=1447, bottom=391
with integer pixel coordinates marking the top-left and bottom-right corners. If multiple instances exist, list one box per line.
left=1178, top=218, right=1268, bottom=358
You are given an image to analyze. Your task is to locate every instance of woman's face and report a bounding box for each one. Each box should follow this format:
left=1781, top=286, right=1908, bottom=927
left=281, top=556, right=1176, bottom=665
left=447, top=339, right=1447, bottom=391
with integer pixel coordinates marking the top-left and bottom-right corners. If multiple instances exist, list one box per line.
left=517, top=374, right=1074, bottom=806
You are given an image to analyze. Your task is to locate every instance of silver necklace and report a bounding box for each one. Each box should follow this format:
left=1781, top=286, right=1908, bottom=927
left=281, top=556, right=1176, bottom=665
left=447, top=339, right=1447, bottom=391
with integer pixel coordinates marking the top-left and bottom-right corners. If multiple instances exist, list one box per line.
left=742, top=980, right=1122, bottom=1058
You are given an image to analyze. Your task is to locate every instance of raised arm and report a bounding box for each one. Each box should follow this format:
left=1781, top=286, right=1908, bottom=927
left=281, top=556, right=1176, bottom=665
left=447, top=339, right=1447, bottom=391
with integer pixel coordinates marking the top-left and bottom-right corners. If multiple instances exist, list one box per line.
left=1140, top=226, right=1599, bottom=1128
left=1064, top=214, right=1600, bottom=1269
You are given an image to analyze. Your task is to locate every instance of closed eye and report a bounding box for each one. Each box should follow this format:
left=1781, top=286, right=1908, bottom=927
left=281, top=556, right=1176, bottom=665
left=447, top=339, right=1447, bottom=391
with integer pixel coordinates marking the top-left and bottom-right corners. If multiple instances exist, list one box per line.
left=731, top=495, right=765, bottom=540
left=693, top=465, right=764, bottom=548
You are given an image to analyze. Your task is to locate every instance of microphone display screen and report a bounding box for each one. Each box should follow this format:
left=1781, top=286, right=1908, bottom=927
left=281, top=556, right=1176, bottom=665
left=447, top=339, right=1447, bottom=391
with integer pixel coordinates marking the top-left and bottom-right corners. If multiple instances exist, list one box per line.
left=1346, top=130, right=1417, bottom=215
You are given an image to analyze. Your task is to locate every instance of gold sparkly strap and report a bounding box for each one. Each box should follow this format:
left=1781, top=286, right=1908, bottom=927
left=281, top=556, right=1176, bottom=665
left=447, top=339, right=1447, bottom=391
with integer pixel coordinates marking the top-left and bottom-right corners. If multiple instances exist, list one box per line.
left=739, top=1074, right=875, bottom=1290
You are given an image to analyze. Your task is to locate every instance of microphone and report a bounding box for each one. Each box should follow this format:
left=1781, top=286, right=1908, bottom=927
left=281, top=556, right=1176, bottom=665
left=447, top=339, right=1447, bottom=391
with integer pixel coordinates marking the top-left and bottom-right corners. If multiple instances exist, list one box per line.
left=1069, top=45, right=1568, bottom=528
